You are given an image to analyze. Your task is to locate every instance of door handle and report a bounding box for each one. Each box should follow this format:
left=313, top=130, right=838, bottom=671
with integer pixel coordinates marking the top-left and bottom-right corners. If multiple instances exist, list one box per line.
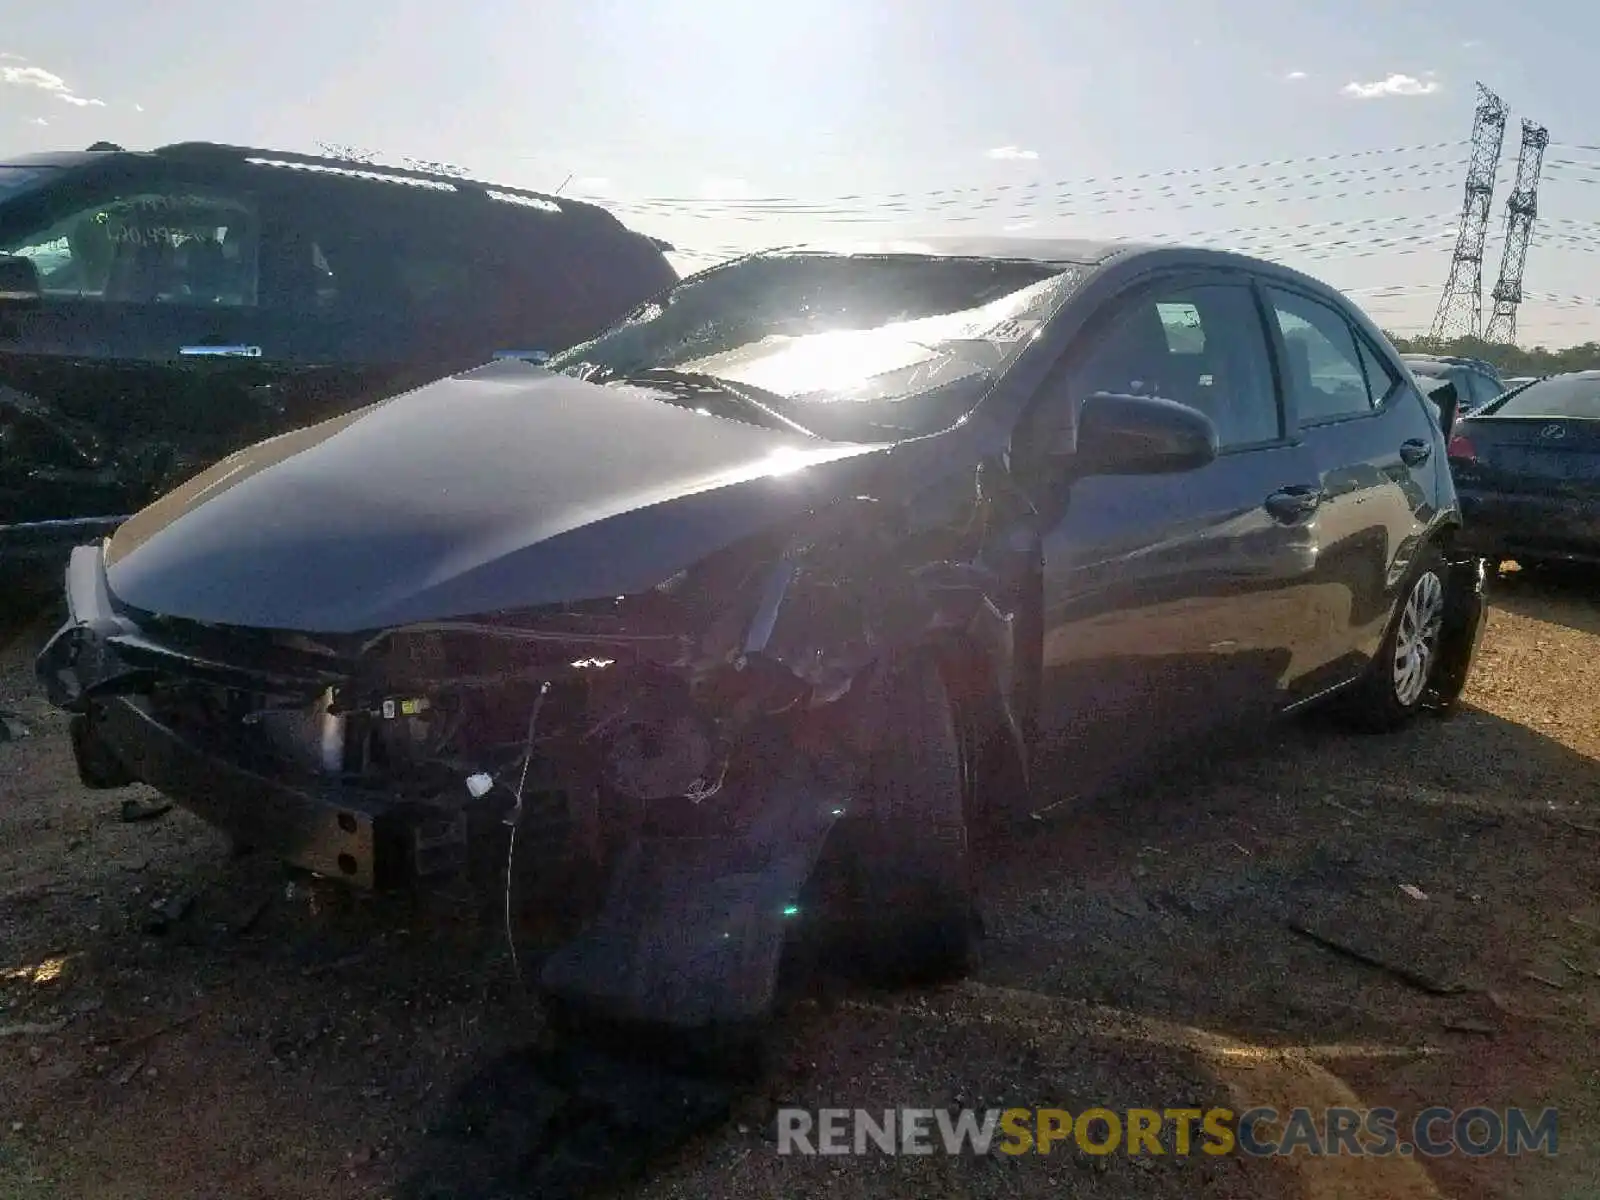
left=1264, top=484, right=1325, bottom=524
left=1399, top=438, right=1432, bottom=467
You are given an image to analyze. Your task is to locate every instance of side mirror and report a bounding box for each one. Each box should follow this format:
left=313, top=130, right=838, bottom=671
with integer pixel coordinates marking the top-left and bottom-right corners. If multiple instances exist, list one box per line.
left=0, top=254, right=41, bottom=302
left=1071, top=391, right=1219, bottom=476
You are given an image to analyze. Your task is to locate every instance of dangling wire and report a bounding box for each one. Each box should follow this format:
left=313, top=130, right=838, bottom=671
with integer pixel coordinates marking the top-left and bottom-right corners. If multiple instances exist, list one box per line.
left=504, top=680, right=551, bottom=992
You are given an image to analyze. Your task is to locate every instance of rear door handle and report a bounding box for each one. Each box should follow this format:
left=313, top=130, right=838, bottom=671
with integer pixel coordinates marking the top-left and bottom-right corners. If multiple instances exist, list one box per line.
left=1399, top=438, right=1432, bottom=467
left=1264, top=484, right=1325, bottom=524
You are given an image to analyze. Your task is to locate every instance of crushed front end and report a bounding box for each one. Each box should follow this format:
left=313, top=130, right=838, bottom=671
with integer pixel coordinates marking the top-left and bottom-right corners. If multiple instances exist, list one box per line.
left=35, top=483, right=1023, bottom=1029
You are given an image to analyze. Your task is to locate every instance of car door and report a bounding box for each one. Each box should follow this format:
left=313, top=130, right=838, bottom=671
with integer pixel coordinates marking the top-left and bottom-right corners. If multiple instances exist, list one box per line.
left=244, top=170, right=457, bottom=434
left=1020, top=271, right=1326, bottom=799
left=0, top=161, right=283, bottom=528
left=1260, top=284, right=1438, bottom=693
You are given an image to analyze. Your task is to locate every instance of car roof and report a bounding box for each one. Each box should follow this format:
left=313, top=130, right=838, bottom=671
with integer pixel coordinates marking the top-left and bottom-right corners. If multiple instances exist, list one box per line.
left=3, top=141, right=617, bottom=226
left=0, top=150, right=113, bottom=170
left=775, top=236, right=1151, bottom=265
left=752, top=235, right=1374, bottom=293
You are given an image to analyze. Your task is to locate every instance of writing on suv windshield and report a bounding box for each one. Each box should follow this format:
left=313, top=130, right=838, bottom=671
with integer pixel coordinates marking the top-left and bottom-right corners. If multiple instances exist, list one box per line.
left=547, top=252, right=1083, bottom=440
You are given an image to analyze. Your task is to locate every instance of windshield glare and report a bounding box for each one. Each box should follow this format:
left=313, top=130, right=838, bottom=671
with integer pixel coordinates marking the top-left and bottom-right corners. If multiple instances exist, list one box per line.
left=1489, top=375, right=1600, bottom=419
left=546, top=253, right=1081, bottom=440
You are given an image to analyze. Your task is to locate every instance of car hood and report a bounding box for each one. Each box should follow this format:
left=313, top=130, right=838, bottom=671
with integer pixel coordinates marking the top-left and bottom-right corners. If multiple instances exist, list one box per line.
left=103, top=366, right=898, bottom=632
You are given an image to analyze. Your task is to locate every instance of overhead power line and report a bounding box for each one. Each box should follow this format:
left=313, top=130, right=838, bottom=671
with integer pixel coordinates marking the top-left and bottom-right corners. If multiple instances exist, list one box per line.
left=592, top=160, right=1467, bottom=218
left=582, top=145, right=1465, bottom=211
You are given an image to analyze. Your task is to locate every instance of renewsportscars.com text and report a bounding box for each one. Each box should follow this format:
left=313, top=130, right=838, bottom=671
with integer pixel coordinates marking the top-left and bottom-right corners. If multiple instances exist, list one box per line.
left=776, top=1106, right=1559, bottom=1158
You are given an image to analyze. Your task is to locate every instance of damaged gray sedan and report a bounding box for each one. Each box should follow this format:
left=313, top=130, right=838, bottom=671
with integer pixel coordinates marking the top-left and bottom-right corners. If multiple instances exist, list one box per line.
left=35, top=238, right=1489, bottom=1038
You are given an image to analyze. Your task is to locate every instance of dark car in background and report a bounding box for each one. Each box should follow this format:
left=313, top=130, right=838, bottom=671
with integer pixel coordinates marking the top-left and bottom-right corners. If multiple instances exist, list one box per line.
left=0, top=142, right=678, bottom=592
left=35, top=238, right=1487, bottom=1037
left=1449, top=371, right=1600, bottom=567
left=1402, top=354, right=1506, bottom=418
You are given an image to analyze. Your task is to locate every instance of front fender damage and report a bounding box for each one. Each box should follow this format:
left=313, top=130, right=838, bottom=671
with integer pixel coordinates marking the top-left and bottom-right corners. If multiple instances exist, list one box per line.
left=539, top=732, right=853, bottom=1029
left=45, top=467, right=1033, bottom=1041
left=539, top=469, right=1032, bottom=1033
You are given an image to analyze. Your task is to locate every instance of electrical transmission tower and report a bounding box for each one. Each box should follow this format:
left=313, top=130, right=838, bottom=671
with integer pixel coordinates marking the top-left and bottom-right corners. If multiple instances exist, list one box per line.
left=1484, top=118, right=1550, bottom=345
left=1429, top=83, right=1508, bottom=342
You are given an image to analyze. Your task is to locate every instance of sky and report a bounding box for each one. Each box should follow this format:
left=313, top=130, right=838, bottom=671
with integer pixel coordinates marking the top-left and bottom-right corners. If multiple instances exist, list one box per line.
left=4, top=0, right=1599, bottom=345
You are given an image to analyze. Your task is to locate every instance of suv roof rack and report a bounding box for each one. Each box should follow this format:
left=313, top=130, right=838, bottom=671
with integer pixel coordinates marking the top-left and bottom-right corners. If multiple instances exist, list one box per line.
left=152, top=141, right=581, bottom=211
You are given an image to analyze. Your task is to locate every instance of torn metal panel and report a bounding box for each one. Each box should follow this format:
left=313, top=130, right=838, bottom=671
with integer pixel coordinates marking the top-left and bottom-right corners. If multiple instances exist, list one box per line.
left=538, top=743, right=855, bottom=1027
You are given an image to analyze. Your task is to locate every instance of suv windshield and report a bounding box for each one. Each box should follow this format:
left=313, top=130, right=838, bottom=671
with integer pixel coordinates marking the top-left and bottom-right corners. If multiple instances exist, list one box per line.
left=546, top=252, right=1082, bottom=441
left=1487, top=375, right=1600, bottom=419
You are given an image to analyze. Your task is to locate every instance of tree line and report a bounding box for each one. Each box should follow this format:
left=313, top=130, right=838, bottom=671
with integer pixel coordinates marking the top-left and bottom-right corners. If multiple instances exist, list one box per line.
left=1383, top=332, right=1600, bottom=377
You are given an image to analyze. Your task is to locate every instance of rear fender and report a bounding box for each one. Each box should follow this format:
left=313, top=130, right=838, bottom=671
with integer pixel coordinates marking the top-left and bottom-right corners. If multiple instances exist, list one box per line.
left=1425, top=550, right=1488, bottom=714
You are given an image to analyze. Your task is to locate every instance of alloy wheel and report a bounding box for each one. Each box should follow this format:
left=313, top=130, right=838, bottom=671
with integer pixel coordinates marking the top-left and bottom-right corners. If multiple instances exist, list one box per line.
left=1392, top=570, right=1446, bottom=707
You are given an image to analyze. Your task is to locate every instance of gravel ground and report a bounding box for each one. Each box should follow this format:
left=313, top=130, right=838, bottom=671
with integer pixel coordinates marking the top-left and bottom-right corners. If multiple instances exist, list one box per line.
left=1, top=566, right=1597, bottom=1200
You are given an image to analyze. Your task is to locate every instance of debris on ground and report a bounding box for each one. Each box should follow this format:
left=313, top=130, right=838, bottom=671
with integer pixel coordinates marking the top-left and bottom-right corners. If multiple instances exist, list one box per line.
left=143, top=894, right=194, bottom=934
left=119, top=799, right=172, bottom=824
left=0, top=711, right=29, bottom=742
left=0, top=1020, right=67, bottom=1039
left=1287, top=918, right=1472, bottom=996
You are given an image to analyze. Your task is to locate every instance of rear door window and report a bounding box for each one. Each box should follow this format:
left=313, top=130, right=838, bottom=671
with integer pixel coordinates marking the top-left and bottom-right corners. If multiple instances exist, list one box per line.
left=1355, top=339, right=1401, bottom=405
left=1264, top=288, right=1376, bottom=423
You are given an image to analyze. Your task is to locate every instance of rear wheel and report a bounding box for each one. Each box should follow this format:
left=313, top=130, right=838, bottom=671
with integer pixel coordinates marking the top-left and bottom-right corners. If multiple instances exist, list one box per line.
left=1341, top=545, right=1448, bottom=732
left=828, top=653, right=979, bottom=986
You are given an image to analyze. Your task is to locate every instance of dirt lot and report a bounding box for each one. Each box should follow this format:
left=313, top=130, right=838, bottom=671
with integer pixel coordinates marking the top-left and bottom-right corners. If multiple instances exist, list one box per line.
left=2, top=568, right=1598, bottom=1200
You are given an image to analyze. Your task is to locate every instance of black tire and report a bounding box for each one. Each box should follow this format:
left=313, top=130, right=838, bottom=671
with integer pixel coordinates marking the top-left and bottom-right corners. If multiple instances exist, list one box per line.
left=828, top=653, right=979, bottom=987
left=1340, top=544, right=1449, bottom=733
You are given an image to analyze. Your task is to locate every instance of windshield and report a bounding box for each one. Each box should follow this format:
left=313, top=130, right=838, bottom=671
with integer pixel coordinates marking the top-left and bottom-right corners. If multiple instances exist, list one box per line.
left=545, top=252, right=1082, bottom=441
left=1487, top=375, right=1600, bottom=419
left=0, top=165, right=57, bottom=203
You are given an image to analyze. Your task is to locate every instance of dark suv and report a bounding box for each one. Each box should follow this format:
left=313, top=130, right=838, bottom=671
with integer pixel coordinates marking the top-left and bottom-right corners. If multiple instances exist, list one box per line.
left=1401, top=354, right=1505, bottom=418
left=0, top=142, right=678, bottom=592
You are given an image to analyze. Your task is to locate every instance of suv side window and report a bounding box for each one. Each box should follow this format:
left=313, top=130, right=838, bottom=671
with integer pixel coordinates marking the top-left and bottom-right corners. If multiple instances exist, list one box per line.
left=1, top=188, right=259, bottom=306
left=269, top=181, right=526, bottom=324
left=1265, top=287, right=1373, bottom=423
left=1465, top=370, right=1501, bottom=409
left=1067, top=282, right=1281, bottom=450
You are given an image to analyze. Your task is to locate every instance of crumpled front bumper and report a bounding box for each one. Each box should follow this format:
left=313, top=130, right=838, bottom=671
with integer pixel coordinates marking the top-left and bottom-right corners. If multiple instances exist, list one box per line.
left=35, top=545, right=428, bottom=888
left=35, top=543, right=854, bottom=1030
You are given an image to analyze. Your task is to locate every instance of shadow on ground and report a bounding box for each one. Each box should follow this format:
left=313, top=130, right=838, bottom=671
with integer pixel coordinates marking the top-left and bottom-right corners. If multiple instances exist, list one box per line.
left=1487, top=562, right=1600, bottom=636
